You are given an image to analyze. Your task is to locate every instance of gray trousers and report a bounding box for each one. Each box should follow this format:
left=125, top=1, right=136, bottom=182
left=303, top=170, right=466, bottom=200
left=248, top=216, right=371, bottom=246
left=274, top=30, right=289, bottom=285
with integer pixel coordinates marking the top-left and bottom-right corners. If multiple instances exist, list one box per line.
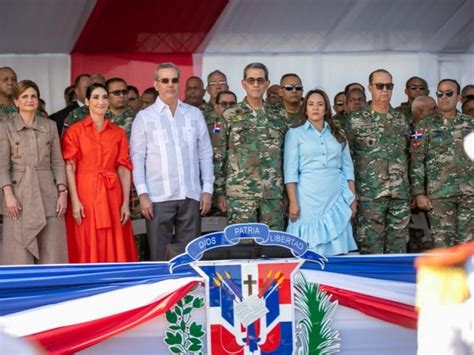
left=146, top=198, right=201, bottom=261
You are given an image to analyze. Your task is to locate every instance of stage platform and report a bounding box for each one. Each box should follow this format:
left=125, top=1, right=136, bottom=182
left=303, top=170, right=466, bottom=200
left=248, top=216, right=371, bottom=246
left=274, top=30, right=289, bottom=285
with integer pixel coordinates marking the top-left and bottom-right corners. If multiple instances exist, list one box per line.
left=0, top=255, right=418, bottom=354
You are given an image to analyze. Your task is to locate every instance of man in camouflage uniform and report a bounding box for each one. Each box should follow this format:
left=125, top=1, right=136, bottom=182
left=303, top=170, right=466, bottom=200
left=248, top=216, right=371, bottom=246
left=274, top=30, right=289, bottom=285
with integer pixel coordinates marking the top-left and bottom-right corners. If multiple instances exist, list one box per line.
left=332, top=92, right=347, bottom=130
left=215, top=63, right=287, bottom=230
left=395, top=76, right=429, bottom=123
left=346, top=69, right=411, bottom=254
left=201, top=70, right=229, bottom=125
left=104, top=78, right=140, bottom=226
left=207, top=90, right=237, bottom=155
left=265, top=85, right=282, bottom=107
left=278, top=73, right=304, bottom=128
left=64, top=74, right=92, bottom=127
left=0, top=67, right=17, bottom=117
left=410, top=79, right=473, bottom=248
left=105, top=78, right=135, bottom=139
left=205, top=90, right=237, bottom=217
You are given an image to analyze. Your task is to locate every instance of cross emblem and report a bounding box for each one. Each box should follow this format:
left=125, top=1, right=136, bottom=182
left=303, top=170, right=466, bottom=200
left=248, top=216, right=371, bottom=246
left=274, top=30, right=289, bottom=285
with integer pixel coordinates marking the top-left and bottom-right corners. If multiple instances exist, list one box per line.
left=243, top=274, right=257, bottom=295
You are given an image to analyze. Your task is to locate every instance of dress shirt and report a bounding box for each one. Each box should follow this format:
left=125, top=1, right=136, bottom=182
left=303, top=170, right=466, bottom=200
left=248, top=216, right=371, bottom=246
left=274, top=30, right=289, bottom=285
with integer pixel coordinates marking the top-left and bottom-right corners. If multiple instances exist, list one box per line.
left=284, top=120, right=354, bottom=184
left=130, top=97, right=214, bottom=202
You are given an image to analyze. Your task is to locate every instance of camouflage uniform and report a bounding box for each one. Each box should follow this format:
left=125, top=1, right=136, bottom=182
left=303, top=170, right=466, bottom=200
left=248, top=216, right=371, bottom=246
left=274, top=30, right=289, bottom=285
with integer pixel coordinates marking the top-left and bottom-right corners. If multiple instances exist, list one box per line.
left=106, top=108, right=140, bottom=220
left=65, top=105, right=89, bottom=127
left=346, top=106, right=411, bottom=254
left=332, top=111, right=348, bottom=131
left=0, top=103, right=16, bottom=117
left=410, top=112, right=473, bottom=247
left=200, top=102, right=214, bottom=125
left=215, top=99, right=288, bottom=230
left=107, top=108, right=135, bottom=140
left=275, top=101, right=303, bottom=128
left=395, top=102, right=413, bottom=125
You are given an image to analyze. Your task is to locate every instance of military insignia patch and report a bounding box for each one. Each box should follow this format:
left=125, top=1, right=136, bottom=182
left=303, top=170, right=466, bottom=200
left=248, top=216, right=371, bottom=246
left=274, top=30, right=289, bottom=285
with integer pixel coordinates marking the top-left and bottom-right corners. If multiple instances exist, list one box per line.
left=213, top=122, right=221, bottom=133
left=410, top=129, right=424, bottom=148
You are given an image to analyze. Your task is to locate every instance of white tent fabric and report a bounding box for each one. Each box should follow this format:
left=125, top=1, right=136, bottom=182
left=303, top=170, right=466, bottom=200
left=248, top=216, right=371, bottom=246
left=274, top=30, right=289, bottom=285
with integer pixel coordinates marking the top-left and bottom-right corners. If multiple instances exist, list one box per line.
left=202, top=0, right=474, bottom=54
left=198, top=53, right=474, bottom=109
left=197, top=0, right=474, bottom=108
left=0, top=55, right=70, bottom=113
left=0, top=0, right=473, bottom=112
left=0, top=0, right=96, bottom=54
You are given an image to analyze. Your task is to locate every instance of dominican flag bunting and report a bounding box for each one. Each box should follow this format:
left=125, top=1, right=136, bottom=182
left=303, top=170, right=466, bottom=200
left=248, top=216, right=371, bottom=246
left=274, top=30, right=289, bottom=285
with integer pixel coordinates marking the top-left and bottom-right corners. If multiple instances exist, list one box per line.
left=0, top=256, right=418, bottom=354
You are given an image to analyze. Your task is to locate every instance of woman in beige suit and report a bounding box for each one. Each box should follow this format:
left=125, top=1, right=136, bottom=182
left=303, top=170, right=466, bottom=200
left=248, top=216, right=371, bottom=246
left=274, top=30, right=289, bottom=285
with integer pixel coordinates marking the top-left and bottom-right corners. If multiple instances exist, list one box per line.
left=0, top=80, right=68, bottom=264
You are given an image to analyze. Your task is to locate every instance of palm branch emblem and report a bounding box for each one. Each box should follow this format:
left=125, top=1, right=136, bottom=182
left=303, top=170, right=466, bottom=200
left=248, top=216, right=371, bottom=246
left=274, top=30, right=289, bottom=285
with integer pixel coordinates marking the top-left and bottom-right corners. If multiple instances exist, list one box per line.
left=295, top=273, right=340, bottom=354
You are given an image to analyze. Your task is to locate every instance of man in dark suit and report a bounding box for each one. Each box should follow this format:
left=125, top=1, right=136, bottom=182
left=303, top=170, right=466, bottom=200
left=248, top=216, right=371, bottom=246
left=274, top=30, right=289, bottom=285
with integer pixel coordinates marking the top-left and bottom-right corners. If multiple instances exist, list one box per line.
left=50, top=74, right=90, bottom=135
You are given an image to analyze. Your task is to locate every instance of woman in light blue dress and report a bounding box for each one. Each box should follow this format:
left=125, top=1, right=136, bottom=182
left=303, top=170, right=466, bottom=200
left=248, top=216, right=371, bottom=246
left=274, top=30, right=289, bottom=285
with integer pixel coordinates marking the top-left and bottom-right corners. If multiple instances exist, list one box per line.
left=284, top=89, right=357, bottom=255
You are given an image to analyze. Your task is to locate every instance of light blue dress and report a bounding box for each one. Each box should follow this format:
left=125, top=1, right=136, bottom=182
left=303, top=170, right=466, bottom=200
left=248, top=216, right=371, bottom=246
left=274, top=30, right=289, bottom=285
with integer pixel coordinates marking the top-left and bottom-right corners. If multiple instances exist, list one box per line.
left=284, top=121, right=357, bottom=255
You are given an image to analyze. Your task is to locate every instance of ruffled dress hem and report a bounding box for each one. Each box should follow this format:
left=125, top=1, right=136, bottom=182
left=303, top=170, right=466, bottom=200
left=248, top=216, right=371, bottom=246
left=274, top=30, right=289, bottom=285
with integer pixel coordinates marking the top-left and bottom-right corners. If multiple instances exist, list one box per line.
left=287, top=183, right=357, bottom=256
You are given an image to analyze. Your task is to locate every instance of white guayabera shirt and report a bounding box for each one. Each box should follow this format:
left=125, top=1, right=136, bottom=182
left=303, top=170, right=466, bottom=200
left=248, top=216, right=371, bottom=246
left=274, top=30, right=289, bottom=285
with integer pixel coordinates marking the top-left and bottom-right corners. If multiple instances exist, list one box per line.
left=130, top=96, right=214, bottom=202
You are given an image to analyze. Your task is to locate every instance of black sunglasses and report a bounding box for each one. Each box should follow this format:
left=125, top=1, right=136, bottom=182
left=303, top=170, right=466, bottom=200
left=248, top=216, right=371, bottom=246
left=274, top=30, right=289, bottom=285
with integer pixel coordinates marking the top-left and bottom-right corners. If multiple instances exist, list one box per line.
left=436, top=90, right=454, bottom=98
left=373, top=83, right=394, bottom=90
left=283, top=84, right=303, bottom=91
left=158, top=78, right=179, bottom=84
left=109, top=89, right=129, bottom=96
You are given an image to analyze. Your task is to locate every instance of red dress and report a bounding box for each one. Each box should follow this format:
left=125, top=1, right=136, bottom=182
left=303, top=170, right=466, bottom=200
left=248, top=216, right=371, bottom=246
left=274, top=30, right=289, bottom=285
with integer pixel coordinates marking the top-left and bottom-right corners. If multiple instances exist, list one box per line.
left=62, top=116, right=138, bottom=263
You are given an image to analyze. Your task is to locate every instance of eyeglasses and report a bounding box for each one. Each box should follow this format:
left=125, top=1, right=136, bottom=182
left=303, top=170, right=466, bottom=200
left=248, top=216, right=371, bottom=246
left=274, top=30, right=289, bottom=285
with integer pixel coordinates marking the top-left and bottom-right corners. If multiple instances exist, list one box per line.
left=218, top=101, right=236, bottom=108
left=109, top=89, right=129, bottom=96
left=408, top=85, right=426, bottom=91
left=335, top=100, right=345, bottom=106
left=373, top=83, right=394, bottom=90
left=283, top=84, right=303, bottom=91
left=268, top=93, right=280, bottom=98
left=157, top=78, right=179, bottom=84
left=436, top=90, right=454, bottom=98
left=463, top=94, right=474, bottom=101
left=246, top=77, right=266, bottom=85
left=209, top=80, right=227, bottom=86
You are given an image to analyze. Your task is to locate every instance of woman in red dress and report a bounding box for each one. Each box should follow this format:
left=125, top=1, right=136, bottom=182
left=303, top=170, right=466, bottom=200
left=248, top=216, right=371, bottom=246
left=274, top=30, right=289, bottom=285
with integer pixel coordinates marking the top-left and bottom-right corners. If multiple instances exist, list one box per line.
left=62, top=83, right=138, bottom=262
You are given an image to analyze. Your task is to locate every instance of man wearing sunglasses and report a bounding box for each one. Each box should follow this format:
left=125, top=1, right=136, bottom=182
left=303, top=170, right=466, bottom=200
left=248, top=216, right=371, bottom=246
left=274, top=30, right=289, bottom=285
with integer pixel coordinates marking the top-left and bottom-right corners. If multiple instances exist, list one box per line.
left=214, top=62, right=287, bottom=230
left=105, top=77, right=136, bottom=139
left=346, top=69, right=411, bottom=254
left=395, top=76, right=429, bottom=122
left=410, top=79, right=473, bottom=248
left=130, top=62, right=214, bottom=261
left=208, top=90, right=237, bottom=154
left=277, top=73, right=304, bottom=127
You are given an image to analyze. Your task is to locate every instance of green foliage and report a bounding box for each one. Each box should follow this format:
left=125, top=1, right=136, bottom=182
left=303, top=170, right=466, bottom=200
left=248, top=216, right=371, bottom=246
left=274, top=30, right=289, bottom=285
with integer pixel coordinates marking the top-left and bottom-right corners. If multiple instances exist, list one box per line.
left=164, top=293, right=206, bottom=354
left=295, top=273, right=340, bottom=354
